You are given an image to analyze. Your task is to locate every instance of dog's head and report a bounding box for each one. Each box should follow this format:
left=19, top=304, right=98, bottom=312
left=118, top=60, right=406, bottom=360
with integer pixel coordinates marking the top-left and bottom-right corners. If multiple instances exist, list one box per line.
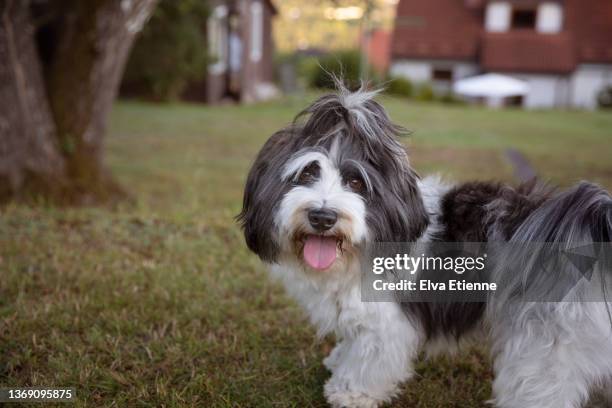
left=238, top=85, right=428, bottom=273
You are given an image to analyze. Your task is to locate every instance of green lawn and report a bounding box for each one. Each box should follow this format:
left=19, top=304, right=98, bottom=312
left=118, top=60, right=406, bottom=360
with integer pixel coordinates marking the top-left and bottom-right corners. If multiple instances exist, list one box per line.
left=1, top=96, right=611, bottom=407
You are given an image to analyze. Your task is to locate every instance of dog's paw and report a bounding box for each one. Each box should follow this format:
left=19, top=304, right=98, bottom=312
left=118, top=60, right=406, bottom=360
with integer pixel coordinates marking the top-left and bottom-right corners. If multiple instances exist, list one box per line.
left=324, top=381, right=382, bottom=408
left=323, top=354, right=338, bottom=371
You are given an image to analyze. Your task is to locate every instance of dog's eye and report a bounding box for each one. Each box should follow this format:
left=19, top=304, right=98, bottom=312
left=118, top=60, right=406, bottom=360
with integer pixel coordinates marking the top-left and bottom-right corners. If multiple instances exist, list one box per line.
left=298, top=171, right=313, bottom=184
left=347, top=177, right=365, bottom=193
left=296, top=162, right=320, bottom=185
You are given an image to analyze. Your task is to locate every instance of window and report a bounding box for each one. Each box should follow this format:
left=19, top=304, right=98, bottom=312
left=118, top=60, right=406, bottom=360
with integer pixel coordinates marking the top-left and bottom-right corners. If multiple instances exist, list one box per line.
left=208, top=6, right=228, bottom=74
left=433, top=68, right=453, bottom=81
left=511, top=9, right=536, bottom=29
left=506, top=95, right=524, bottom=107
left=485, top=2, right=511, bottom=32
left=250, top=1, right=263, bottom=62
left=536, top=3, right=563, bottom=33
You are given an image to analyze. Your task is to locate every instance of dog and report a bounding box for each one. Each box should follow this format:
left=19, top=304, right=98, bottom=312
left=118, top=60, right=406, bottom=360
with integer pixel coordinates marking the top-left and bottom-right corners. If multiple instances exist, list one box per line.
left=238, top=84, right=612, bottom=408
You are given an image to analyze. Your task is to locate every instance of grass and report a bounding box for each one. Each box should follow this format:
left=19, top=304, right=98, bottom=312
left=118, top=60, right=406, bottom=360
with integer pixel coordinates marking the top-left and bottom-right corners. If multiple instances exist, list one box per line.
left=1, top=95, right=611, bottom=407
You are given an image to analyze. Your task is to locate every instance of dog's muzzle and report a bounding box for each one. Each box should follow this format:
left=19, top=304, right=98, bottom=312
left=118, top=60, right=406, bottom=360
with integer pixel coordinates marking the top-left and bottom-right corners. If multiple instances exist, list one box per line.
left=308, top=208, right=338, bottom=232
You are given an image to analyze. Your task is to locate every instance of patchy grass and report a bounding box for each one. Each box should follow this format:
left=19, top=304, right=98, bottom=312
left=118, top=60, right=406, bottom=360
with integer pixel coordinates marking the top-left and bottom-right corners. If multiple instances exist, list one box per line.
left=1, top=95, right=611, bottom=407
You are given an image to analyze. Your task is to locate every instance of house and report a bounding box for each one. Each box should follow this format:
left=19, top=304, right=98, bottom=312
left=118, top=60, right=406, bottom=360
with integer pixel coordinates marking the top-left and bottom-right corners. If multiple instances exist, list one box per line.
left=364, top=29, right=392, bottom=74
left=186, top=0, right=277, bottom=104
left=390, top=0, right=612, bottom=109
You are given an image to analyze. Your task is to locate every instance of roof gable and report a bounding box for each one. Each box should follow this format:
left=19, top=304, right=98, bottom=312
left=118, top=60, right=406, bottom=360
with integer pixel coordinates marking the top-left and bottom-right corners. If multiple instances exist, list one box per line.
left=392, top=0, right=612, bottom=71
left=392, top=0, right=483, bottom=60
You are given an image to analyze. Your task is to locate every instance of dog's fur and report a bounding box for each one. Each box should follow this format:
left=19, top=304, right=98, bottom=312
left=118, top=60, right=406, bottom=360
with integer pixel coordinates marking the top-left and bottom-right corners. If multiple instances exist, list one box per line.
left=238, top=85, right=612, bottom=408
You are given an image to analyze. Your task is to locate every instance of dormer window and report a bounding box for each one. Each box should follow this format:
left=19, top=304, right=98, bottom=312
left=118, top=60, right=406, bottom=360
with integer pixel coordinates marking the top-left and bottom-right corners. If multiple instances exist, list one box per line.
left=511, top=9, right=536, bottom=29
left=485, top=2, right=511, bottom=32
left=536, top=2, right=563, bottom=33
left=485, top=2, right=564, bottom=33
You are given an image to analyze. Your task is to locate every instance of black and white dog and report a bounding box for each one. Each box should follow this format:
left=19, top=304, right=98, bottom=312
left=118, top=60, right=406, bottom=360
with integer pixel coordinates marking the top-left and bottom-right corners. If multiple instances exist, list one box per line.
left=238, top=85, right=612, bottom=408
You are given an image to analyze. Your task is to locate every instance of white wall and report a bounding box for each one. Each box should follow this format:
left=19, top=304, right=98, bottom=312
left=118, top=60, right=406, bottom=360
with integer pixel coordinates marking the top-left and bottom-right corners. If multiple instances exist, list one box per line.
left=537, top=2, right=563, bottom=33
left=390, top=60, right=432, bottom=82
left=570, top=64, right=612, bottom=109
left=391, top=61, right=612, bottom=110
left=485, top=2, right=511, bottom=32
left=495, top=68, right=612, bottom=109
left=512, top=74, right=569, bottom=109
left=454, top=63, right=480, bottom=80
left=390, top=60, right=479, bottom=83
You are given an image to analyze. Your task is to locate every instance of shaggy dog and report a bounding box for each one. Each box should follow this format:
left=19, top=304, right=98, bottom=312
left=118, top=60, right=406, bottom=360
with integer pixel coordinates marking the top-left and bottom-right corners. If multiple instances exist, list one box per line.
left=238, top=85, right=612, bottom=408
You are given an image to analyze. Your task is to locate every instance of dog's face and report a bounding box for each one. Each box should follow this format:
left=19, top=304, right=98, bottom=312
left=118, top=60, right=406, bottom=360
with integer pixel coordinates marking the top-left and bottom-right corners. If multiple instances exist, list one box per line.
left=276, top=148, right=369, bottom=271
left=238, top=87, right=428, bottom=273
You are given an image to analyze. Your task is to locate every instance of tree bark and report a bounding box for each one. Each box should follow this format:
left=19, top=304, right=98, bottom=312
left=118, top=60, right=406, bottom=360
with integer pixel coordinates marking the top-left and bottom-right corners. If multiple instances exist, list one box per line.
left=0, top=0, right=66, bottom=200
left=47, top=0, right=157, bottom=199
left=0, top=0, right=157, bottom=203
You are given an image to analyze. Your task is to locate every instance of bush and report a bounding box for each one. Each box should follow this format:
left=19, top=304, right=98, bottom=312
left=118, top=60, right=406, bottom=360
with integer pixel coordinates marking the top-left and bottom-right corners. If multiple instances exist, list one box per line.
left=415, top=83, right=435, bottom=101
left=297, top=56, right=321, bottom=87
left=597, top=86, right=612, bottom=109
left=439, top=92, right=464, bottom=105
left=308, top=50, right=364, bottom=89
left=384, top=76, right=413, bottom=98
left=122, top=0, right=209, bottom=101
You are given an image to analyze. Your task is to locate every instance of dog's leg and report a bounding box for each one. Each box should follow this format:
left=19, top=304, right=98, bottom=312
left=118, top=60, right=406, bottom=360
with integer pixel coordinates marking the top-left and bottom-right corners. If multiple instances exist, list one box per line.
left=491, top=304, right=612, bottom=408
left=586, top=378, right=612, bottom=408
left=323, top=333, right=412, bottom=408
left=323, top=311, right=421, bottom=408
left=598, top=381, right=612, bottom=407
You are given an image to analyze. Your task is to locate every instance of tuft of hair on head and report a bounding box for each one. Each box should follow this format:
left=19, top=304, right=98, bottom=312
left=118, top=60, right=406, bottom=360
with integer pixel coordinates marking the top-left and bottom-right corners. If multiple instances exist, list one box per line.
left=293, top=76, right=410, bottom=167
left=334, top=75, right=383, bottom=111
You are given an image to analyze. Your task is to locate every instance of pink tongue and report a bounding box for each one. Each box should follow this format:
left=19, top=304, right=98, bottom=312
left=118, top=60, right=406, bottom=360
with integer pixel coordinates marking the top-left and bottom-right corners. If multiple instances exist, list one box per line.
left=303, top=235, right=338, bottom=270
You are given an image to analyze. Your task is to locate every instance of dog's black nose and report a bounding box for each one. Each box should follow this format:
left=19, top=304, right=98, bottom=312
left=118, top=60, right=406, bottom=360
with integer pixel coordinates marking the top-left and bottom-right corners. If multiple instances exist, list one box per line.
left=308, top=208, right=337, bottom=232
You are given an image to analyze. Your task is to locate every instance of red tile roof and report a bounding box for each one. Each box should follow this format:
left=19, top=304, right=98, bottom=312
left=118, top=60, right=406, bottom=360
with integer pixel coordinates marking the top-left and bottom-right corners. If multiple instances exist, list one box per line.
left=391, top=0, right=482, bottom=60
left=365, top=30, right=391, bottom=73
left=481, top=32, right=575, bottom=73
left=566, top=0, right=612, bottom=63
left=392, top=0, right=612, bottom=72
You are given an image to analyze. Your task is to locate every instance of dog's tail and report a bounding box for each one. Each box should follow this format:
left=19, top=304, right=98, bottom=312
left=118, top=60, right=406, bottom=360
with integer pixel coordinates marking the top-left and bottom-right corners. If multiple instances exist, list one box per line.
left=487, top=182, right=612, bottom=408
left=490, top=181, right=612, bottom=310
left=511, top=181, right=611, bottom=243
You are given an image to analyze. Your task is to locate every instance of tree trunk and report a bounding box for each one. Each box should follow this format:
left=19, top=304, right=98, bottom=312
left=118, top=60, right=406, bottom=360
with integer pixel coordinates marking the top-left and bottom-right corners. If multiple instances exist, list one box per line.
left=0, top=0, right=157, bottom=204
left=0, top=0, right=66, bottom=201
left=47, top=0, right=157, bottom=200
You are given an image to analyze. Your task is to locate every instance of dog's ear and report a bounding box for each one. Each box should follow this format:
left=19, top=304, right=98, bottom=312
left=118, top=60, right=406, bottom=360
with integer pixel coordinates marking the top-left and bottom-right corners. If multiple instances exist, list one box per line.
left=395, top=162, right=430, bottom=241
left=237, top=129, right=292, bottom=262
left=343, top=95, right=429, bottom=242
left=368, top=152, right=429, bottom=242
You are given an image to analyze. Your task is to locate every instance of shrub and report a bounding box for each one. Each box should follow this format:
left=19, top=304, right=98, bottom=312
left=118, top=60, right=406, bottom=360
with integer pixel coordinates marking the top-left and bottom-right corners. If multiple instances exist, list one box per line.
left=297, top=56, right=321, bottom=87
left=122, top=0, right=209, bottom=101
left=415, top=83, right=435, bottom=101
left=597, top=86, right=612, bottom=109
left=384, top=76, right=413, bottom=98
left=439, top=92, right=464, bottom=105
left=308, top=50, right=364, bottom=89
